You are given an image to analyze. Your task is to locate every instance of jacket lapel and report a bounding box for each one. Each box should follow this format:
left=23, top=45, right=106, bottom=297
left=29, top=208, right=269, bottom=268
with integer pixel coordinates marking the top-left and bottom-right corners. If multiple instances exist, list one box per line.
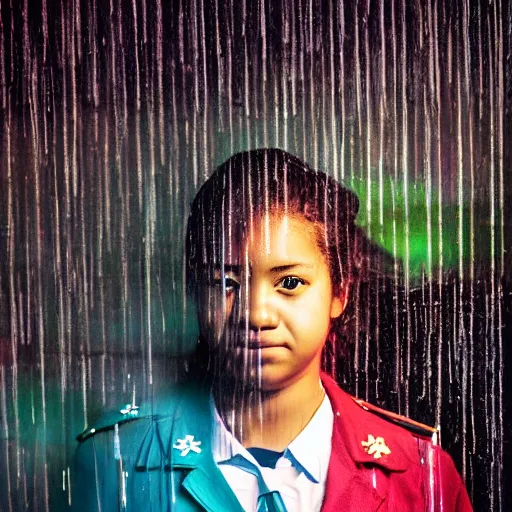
left=181, top=457, right=245, bottom=512
left=169, top=384, right=245, bottom=512
left=320, top=373, right=415, bottom=512
left=133, top=382, right=245, bottom=512
left=321, top=422, right=387, bottom=512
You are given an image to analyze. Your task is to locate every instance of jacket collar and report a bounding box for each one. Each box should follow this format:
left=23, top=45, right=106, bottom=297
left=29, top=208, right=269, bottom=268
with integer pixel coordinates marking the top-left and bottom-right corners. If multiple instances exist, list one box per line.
left=320, top=372, right=418, bottom=512
left=134, top=382, right=245, bottom=512
left=320, top=371, right=414, bottom=472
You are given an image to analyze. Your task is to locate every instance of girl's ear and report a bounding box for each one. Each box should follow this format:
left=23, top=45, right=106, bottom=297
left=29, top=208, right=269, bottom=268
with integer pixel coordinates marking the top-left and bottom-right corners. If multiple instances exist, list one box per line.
left=330, top=285, right=349, bottom=319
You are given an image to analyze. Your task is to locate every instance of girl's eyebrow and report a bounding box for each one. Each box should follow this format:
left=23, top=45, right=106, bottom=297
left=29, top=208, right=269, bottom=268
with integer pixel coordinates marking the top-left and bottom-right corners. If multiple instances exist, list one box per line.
left=269, top=263, right=315, bottom=275
left=214, top=264, right=242, bottom=273
left=214, top=263, right=314, bottom=274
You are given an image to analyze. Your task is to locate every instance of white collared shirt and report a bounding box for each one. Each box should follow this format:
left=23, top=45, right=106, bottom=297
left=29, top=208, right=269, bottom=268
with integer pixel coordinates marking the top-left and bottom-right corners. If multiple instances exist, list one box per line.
left=212, top=394, right=334, bottom=512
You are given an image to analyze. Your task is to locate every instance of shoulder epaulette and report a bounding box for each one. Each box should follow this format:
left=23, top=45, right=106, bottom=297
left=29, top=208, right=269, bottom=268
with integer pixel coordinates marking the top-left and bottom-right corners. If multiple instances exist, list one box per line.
left=352, top=397, right=438, bottom=440
left=76, top=404, right=143, bottom=443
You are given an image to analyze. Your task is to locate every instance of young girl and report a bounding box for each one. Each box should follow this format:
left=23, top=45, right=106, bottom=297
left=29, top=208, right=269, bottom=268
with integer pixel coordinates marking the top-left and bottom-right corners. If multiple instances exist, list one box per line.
left=73, top=149, right=472, bottom=511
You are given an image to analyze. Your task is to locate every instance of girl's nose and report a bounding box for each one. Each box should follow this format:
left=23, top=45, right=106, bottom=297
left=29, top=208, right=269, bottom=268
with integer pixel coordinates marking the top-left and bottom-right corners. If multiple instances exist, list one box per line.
left=247, top=284, right=279, bottom=330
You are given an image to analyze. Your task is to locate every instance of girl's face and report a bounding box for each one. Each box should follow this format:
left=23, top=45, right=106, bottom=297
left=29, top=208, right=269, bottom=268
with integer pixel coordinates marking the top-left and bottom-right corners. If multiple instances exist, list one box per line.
left=197, top=212, right=347, bottom=391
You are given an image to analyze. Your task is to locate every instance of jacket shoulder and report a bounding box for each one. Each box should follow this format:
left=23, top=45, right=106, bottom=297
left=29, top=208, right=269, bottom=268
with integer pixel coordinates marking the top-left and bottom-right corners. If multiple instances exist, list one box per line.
left=76, top=378, right=200, bottom=443
left=321, top=371, right=437, bottom=441
left=76, top=403, right=143, bottom=442
left=352, top=397, right=438, bottom=440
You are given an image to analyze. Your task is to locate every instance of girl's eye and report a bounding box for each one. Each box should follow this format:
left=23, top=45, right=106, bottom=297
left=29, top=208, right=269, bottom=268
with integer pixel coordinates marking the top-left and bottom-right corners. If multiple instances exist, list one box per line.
left=211, top=276, right=240, bottom=292
left=224, top=277, right=240, bottom=292
left=279, top=276, right=305, bottom=291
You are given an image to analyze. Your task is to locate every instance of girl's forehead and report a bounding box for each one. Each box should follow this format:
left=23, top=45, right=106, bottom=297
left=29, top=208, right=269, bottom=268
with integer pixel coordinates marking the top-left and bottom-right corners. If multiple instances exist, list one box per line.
left=214, top=214, right=323, bottom=267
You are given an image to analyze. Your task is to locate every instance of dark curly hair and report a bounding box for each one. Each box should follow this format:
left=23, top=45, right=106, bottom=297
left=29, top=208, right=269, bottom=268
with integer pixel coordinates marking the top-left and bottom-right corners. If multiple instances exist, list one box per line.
left=185, top=148, right=361, bottom=373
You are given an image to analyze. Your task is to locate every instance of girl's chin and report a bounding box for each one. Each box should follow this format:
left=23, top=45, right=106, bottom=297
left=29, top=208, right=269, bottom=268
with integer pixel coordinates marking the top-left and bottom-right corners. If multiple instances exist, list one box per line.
left=212, top=358, right=291, bottom=391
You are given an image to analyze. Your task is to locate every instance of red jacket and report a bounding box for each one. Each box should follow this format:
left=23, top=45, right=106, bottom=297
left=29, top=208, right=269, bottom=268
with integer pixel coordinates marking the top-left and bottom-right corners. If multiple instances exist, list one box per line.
left=320, top=372, right=473, bottom=512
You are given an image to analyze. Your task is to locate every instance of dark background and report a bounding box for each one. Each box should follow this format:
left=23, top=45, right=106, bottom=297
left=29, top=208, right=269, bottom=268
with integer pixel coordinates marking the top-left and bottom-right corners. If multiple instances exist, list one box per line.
left=1, top=0, right=511, bottom=510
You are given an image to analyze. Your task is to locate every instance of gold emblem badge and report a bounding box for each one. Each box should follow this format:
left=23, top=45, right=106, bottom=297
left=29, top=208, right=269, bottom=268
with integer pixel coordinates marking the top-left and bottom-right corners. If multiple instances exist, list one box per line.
left=361, top=434, right=391, bottom=459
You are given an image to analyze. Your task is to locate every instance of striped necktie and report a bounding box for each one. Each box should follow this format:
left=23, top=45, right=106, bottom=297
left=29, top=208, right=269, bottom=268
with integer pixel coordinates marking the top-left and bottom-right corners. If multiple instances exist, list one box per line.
left=220, top=454, right=288, bottom=512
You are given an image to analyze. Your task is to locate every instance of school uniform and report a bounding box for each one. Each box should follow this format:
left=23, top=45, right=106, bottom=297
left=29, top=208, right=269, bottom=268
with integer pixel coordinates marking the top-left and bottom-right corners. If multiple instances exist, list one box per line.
left=72, top=372, right=472, bottom=512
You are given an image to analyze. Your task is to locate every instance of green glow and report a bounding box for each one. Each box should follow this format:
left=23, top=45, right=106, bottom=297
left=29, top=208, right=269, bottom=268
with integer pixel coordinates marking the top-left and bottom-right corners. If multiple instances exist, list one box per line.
left=349, top=176, right=478, bottom=278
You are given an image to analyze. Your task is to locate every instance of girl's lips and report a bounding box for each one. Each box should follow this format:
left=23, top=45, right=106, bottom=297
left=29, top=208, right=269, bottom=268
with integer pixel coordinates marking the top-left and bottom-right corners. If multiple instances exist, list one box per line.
left=238, top=341, right=288, bottom=350
left=232, top=331, right=290, bottom=349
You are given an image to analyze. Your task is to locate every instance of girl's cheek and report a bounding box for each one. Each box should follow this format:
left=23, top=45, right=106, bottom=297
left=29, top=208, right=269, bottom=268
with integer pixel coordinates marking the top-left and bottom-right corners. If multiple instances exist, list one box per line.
left=210, top=295, right=236, bottom=331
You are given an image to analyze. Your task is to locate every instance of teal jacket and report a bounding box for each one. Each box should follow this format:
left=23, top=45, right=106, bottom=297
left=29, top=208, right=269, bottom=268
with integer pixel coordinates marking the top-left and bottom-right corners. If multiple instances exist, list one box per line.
left=72, top=380, right=246, bottom=512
